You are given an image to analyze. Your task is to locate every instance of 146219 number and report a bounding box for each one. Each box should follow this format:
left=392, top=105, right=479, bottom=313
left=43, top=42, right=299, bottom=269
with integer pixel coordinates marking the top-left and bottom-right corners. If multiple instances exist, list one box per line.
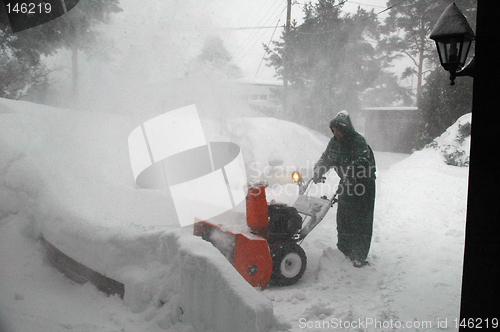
left=5, top=2, right=52, bottom=14
left=455, top=318, right=499, bottom=329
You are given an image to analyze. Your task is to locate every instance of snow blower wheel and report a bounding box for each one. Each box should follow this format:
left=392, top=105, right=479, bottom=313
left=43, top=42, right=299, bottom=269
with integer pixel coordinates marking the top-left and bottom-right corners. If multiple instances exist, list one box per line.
left=270, top=242, right=307, bottom=286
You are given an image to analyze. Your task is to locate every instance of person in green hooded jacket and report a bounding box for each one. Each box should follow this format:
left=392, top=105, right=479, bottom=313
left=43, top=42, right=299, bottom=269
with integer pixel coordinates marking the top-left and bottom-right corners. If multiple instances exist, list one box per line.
left=312, top=110, right=376, bottom=267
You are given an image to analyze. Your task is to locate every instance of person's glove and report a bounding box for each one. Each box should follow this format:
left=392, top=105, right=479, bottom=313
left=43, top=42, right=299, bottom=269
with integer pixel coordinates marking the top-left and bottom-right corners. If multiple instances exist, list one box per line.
left=312, top=167, right=324, bottom=183
left=313, top=176, right=324, bottom=184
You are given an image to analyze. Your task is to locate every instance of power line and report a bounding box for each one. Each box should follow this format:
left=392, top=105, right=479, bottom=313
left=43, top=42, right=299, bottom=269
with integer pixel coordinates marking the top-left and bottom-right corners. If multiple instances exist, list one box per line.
left=255, top=18, right=282, bottom=77
left=227, top=0, right=410, bottom=78
left=294, top=0, right=386, bottom=9
left=296, top=0, right=411, bottom=35
left=234, top=1, right=287, bottom=61
left=232, top=0, right=283, bottom=58
left=242, top=3, right=286, bottom=58
left=346, top=1, right=386, bottom=8
left=239, top=5, right=287, bottom=63
left=218, top=26, right=279, bottom=30
left=374, top=0, right=409, bottom=15
left=218, top=0, right=400, bottom=31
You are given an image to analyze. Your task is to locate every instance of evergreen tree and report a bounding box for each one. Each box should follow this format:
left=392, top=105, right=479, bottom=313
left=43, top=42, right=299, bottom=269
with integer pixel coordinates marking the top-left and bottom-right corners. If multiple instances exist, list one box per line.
left=265, top=0, right=405, bottom=134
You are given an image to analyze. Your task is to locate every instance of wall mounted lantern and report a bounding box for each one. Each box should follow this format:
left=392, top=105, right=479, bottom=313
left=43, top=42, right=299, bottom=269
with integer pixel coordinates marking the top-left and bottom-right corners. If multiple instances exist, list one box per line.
left=430, top=3, right=475, bottom=85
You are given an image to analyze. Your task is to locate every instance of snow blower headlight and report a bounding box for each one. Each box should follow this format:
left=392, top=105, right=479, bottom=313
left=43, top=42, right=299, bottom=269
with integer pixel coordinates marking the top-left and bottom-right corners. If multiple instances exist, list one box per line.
left=292, top=171, right=301, bottom=183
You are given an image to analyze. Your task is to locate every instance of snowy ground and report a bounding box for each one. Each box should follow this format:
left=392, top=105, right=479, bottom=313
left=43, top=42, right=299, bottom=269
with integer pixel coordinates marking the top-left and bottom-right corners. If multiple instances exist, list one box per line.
left=0, top=98, right=469, bottom=332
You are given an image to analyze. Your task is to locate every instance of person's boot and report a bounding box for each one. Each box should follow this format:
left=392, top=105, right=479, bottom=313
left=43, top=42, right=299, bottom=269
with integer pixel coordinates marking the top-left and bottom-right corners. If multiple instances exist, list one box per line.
left=352, top=260, right=369, bottom=268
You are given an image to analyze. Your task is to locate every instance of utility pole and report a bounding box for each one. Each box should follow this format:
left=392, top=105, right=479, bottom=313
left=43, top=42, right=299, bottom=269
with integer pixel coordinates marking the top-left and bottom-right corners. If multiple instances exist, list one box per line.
left=282, top=0, right=292, bottom=116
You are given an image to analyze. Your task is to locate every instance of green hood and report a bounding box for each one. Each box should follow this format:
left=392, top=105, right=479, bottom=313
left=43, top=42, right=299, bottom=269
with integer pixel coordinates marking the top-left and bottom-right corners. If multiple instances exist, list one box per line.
left=329, top=110, right=356, bottom=135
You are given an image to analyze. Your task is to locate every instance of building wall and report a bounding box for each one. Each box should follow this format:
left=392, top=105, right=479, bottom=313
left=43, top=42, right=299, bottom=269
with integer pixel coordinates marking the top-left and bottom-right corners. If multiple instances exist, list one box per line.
left=234, top=81, right=282, bottom=114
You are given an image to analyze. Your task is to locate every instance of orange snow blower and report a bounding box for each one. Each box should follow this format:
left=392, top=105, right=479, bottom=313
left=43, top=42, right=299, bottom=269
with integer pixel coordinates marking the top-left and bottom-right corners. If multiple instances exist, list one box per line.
left=194, top=173, right=338, bottom=288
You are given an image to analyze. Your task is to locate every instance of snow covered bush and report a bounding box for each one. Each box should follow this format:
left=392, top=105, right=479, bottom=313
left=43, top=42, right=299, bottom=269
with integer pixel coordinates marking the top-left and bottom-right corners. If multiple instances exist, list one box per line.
left=426, top=113, right=471, bottom=167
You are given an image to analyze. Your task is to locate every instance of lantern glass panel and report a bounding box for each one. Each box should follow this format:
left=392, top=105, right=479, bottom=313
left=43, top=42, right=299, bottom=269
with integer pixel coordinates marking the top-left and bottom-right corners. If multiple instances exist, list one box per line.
left=459, top=39, right=471, bottom=67
left=437, top=41, right=447, bottom=65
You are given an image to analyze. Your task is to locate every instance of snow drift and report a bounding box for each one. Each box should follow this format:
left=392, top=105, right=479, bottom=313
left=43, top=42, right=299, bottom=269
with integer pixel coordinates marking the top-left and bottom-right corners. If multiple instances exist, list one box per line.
left=428, top=113, right=471, bottom=166
left=0, top=97, right=470, bottom=331
left=0, top=98, right=326, bottom=331
left=0, top=98, right=283, bottom=331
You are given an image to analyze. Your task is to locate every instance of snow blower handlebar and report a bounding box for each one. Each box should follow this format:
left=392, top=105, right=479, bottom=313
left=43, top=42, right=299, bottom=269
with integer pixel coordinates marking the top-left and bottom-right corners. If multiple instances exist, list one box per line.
left=292, top=171, right=340, bottom=240
left=292, top=171, right=340, bottom=203
left=292, top=171, right=325, bottom=196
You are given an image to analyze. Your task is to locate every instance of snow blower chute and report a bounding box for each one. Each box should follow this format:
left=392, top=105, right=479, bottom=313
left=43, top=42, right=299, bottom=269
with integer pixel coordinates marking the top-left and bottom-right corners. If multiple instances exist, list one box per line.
left=194, top=173, right=338, bottom=288
left=194, top=182, right=273, bottom=288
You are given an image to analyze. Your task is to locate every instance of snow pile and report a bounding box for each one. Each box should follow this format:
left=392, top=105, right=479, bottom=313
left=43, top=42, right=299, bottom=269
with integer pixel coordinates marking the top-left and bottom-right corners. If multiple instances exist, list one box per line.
left=0, top=98, right=276, bottom=331
left=1, top=97, right=470, bottom=331
left=426, top=113, right=471, bottom=167
left=177, top=234, right=274, bottom=332
left=225, top=117, right=328, bottom=185
left=1, top=210, right=274, bottom=332
left=119, top=231, right=274, bottom=331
